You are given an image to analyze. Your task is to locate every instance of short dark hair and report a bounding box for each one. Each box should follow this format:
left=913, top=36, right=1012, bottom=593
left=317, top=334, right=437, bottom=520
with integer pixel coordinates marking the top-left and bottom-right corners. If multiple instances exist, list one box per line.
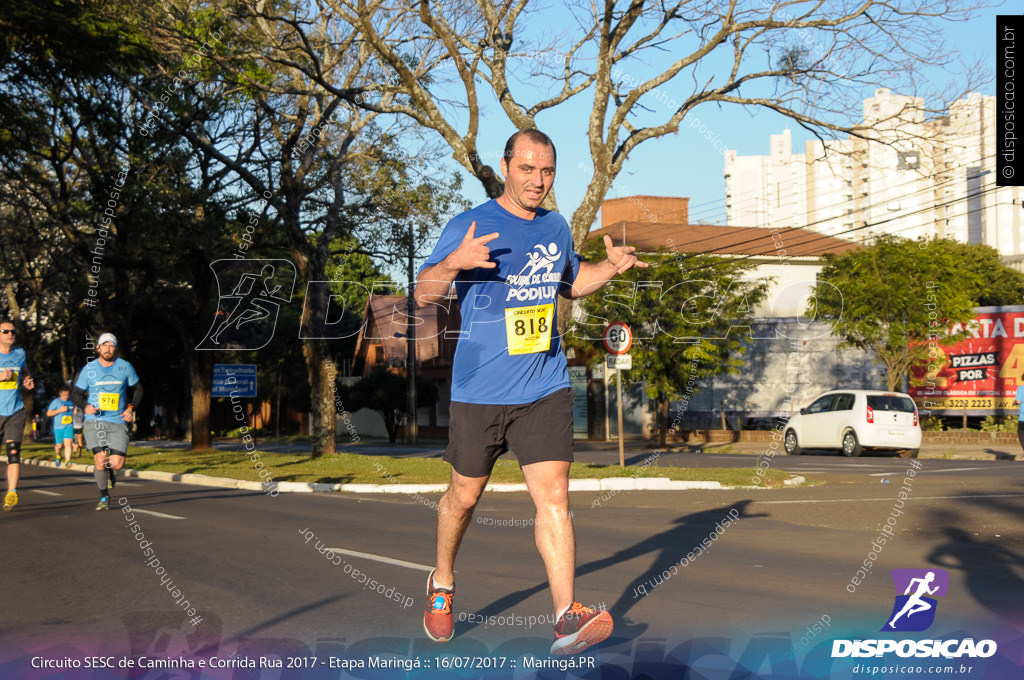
left=0, top=318, right=14, bottom=327
left=503, top=128, right=556, bottom=165
left=59, top=384, right=71, bottom=393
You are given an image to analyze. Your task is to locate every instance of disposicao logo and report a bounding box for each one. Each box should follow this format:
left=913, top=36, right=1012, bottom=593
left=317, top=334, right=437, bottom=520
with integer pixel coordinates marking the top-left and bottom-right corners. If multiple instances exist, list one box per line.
left=196, top=260, right=296, bottom=350
left=831, top=567, right=997, bottom=659
left=882, top=568, right=948, bottom=632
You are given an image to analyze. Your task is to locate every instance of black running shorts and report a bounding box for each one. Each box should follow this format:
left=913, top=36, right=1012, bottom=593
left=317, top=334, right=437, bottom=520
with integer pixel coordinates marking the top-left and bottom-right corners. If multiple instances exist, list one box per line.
left=444, top=387, right=575, bottom=478
left=0, top=409, right=26, bottom=445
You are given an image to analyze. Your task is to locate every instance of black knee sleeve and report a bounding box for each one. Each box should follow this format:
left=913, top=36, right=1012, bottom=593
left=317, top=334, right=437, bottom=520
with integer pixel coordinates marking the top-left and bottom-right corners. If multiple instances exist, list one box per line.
left=6, top=441, right=20, bottom=464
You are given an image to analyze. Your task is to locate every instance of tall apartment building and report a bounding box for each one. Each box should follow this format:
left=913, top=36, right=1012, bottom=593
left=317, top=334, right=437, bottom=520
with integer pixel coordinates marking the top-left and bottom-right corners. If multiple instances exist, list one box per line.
left=724, top=88, right=1024, bottom=266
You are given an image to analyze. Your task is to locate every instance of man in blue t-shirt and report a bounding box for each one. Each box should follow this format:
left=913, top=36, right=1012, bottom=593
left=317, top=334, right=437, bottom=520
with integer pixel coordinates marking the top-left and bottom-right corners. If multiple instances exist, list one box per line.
left=72, top=333, right=142, bottom=510
left=0, top=318, right=35, bottom=511
left=47, top=385, right=76, bottom=468
left=415, top=129, right=647, bottom=655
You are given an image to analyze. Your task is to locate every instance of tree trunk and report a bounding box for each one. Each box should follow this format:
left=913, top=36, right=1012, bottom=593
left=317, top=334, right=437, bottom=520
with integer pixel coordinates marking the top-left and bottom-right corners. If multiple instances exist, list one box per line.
left=304, top=337, right=337, bottom=458
left=190, top=351, right=213, bottom=449
left=658, top=393, right=669, bottom=448
left=384, top=411, right=397, bottom=444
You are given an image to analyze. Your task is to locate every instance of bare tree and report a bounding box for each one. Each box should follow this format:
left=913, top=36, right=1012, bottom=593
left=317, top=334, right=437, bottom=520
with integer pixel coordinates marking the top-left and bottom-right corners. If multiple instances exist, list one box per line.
left=280, top=0, right=987, bottom=245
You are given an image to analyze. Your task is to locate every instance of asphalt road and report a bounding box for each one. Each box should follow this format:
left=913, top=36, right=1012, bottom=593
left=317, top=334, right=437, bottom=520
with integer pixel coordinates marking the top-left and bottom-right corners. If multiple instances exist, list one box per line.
left=3, top=454, right=1023, bottom=679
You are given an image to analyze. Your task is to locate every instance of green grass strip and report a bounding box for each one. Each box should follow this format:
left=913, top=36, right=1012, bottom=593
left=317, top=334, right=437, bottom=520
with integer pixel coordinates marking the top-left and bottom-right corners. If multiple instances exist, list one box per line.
left=20, top=441, right=793, bottom=488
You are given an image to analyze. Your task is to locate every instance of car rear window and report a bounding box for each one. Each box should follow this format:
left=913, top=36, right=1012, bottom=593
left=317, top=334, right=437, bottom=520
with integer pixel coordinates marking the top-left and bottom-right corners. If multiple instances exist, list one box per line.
left=866, top=395, right=916, bottom=412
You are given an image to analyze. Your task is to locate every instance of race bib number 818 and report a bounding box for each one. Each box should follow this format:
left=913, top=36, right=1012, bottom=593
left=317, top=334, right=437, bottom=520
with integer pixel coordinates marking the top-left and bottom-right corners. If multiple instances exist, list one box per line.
left=505, top=304, right=554, bottom=355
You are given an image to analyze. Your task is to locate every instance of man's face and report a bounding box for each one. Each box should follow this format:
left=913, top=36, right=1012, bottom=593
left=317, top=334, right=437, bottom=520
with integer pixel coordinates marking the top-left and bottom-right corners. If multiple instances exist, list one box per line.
left=98, top=341, right=117, bottom=361
left=499, top=137, right=556, bottom=219
left=59, top=390, right=70, bottom=401
left=0, top=323, right=14, bottom=350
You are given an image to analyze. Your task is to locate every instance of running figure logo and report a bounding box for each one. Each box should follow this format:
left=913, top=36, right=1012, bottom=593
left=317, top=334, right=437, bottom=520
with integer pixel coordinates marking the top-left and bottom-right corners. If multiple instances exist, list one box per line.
left=882, top=568, right=949, bottom=632
left=517, top=242, right=560, bottom=280
left=196, top=260, right=296, bottom=350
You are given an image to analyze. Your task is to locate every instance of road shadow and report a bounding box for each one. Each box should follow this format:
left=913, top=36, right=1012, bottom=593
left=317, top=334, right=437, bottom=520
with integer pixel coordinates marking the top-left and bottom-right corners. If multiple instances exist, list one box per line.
left=983, top=447, right=1019, bottom=461
left=462, top=500, right=767, bottom=648
left=927, top=526, right=1024, bottom=635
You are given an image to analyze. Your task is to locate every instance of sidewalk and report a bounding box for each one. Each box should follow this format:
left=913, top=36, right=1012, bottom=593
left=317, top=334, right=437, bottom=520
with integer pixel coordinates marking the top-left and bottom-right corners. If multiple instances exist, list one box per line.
left=131, top=434, right=1022, bottom=463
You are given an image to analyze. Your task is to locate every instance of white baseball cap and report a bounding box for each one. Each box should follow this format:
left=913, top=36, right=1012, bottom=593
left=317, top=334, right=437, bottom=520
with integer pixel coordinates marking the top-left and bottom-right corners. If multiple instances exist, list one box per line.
left=97, top=332, right=118, bottom=347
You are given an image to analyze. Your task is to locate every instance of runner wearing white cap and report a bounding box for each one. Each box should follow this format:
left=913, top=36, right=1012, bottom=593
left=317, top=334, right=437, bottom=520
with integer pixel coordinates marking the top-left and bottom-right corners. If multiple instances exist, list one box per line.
left=71, top=333, right=142, bottom=510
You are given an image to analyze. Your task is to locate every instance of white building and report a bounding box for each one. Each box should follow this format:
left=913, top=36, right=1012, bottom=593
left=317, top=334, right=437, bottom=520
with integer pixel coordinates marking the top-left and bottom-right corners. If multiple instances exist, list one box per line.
left=725, top=89, right=1024, bottom=268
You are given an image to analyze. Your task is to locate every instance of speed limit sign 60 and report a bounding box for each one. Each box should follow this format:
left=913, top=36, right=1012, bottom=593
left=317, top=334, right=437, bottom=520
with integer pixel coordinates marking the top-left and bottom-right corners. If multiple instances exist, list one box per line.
left=602, top=322, right=632, bottom=355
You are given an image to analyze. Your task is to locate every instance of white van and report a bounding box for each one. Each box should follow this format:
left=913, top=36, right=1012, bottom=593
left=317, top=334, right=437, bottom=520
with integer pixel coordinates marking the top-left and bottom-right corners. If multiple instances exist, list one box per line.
left=783, top=390, right=921, bottom=458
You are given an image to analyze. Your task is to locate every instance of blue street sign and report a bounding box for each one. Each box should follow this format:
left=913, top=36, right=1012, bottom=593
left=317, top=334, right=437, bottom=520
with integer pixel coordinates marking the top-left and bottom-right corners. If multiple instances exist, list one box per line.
left=213, top=364, right=257, bottom=398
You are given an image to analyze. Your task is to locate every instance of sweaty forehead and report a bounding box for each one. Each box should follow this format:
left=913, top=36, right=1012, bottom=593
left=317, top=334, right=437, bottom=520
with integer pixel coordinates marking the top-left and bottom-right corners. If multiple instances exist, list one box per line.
left=510, top=144, right=555, bottom=166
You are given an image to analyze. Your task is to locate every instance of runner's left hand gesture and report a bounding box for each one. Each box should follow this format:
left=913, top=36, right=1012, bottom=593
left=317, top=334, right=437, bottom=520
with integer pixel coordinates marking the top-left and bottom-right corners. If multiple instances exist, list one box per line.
left=603, top=234, right=648, bottom=274
left=22, top=375, right=34, bottom=390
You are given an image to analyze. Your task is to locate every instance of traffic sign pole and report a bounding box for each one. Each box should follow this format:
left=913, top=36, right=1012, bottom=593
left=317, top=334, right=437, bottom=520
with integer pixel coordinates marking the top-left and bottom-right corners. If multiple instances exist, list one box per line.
left=616, top=368, right=625, bottom=467
left=602, top=323, right=632, bottom=468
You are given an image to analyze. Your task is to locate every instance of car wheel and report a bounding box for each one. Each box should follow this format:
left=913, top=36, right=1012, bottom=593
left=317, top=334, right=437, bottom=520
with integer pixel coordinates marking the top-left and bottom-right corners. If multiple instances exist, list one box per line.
left=898, top=448, right=919, bottom=459
left=784, top=429, right=801, bottom=456
left=841, top=430, right=862, bottom=457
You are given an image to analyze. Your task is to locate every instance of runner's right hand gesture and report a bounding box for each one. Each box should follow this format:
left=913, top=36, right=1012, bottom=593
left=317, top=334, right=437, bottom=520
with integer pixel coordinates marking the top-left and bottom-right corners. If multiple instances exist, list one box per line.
left=447, top=222, right=499, bottom=271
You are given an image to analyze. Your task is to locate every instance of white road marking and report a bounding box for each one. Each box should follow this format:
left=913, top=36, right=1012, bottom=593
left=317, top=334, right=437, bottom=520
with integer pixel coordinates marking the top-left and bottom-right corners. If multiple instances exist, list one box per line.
left=792, top=468, right=873, bottom=473
left=754, top=493, right=1024, bottom=505
left=791, top=463, right=880, bottom=467
left=869, top=466, right=1015, bottom=476
left=131, top=508, right=186, bottom=520
left=324, top=547, right=433, bottom=572
left=31, top=489, right=62, bottom=497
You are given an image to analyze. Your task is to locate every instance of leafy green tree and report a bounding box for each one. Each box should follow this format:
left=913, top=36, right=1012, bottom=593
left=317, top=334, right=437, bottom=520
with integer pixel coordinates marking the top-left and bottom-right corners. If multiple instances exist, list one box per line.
left=943, top=241, right=1024, bottom=307
left=340, top=366, right=438, bottom=443
left=566, top=242, right=770, bottom=447
left=811, top=235, right=990, bottom=391
left=138, top=3, right=466, bottom=457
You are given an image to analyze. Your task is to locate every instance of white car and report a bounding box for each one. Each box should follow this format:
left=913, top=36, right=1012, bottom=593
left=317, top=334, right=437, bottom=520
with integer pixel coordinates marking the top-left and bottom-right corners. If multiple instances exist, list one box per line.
left=783, top=390, right=922, bottom=458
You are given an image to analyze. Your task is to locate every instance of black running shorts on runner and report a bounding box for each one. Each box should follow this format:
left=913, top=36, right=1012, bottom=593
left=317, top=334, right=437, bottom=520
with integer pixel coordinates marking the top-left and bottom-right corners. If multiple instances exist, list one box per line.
left=445, top=387, right=575, bottom=478
left=0, top=409, right=26, bottom=445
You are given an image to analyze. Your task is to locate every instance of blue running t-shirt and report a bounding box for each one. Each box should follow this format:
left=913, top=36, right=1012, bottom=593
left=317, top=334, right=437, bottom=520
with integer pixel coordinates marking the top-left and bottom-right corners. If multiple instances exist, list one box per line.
left=48, top=397, right=75, bottom=434
left=420, top=199, right=582, bottom=405
left=74, top=358, right=140, bottom=423
left=0, top=348, right=28, bottom=416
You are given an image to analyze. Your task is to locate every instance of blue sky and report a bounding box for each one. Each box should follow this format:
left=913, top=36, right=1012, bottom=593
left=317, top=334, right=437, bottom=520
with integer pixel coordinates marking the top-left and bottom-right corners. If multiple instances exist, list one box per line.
left=439, top=1, right=1013, bottom=230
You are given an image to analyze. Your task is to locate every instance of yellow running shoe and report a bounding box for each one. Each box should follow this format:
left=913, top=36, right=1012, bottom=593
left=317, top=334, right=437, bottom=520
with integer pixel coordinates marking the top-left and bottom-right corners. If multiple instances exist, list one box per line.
left=3, top=490, right=18, bottom=511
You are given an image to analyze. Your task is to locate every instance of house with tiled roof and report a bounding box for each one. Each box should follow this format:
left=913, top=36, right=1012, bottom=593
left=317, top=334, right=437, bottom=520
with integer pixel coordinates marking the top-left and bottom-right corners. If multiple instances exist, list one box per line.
left=349, top=294, right=461, bottom=437
left=587, top=196, right=859, bottom=317
left=582, top=196, right=878, bottom=436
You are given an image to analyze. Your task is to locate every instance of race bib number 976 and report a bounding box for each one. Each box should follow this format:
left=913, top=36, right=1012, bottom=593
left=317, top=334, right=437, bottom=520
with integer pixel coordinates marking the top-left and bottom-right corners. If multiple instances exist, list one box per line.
left=98, top=392, right=120, bottom=411
left=505, top=304, right=554, bottom=355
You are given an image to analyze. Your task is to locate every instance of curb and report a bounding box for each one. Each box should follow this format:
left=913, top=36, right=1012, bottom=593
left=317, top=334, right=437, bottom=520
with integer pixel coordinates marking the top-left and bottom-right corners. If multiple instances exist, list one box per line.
left=25, top=458, right=803, bottom=494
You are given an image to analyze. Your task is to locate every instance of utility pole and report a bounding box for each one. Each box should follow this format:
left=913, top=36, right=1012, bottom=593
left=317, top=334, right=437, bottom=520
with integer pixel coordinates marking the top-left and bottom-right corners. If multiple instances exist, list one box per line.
left=406, top=225, right=418, bottom=445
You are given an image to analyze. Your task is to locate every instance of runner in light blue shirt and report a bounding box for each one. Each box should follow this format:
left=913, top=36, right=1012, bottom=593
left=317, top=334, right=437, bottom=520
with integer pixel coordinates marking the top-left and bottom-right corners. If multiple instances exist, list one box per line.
left=0, top=318, right=34, bottom=511
left=47, top=385, right=76, bottom=468
left=72, top=333, right=142, bottom=510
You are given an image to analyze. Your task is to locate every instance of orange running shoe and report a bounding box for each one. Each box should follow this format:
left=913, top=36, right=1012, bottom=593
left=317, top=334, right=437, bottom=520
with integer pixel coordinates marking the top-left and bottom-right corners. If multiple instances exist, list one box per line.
left=423, top=570, right=455, bottom=642
left=550, top=602, right=613, bottom=655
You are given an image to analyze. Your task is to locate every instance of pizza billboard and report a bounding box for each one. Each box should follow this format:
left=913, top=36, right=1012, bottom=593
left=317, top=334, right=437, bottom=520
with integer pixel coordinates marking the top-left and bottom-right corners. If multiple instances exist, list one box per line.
left=909, top=305, right=1024, bottom=414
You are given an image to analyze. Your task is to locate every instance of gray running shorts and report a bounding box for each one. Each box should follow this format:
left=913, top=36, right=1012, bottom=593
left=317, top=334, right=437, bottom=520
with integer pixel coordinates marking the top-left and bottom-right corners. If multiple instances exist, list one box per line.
left=84, top=419, right=129, bottom=455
